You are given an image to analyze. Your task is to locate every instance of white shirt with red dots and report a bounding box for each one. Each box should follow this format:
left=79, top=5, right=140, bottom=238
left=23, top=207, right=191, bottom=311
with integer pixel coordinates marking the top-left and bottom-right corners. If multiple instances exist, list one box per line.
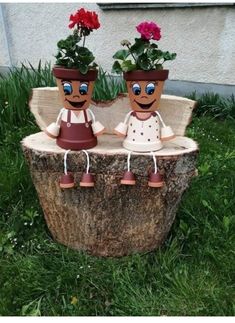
left=123, top=112, right=163, bottom=152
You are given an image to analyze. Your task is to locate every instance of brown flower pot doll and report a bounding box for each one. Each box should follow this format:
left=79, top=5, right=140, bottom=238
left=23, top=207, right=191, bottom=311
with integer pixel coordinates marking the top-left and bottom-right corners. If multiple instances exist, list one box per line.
left=45, top=8, right=105, bottom=188
left=112, top=21, right=177, bottom=188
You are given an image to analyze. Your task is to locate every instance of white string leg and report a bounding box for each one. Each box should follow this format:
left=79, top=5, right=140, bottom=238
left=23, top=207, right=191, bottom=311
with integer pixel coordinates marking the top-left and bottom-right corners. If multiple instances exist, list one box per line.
left=156, top=111, right=166, bottom=127
left=127, top=151, right=132, bottom=172
left=151, top=151, right=158, bottom=174
left=82, top=150, right=90, bottom=174
left=64, top=149, right=71, bottom=175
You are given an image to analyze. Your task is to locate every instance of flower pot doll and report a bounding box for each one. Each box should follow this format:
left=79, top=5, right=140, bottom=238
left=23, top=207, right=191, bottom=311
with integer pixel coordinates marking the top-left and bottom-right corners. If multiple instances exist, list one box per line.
left=45, top=8, right=105, bottom=188
left=112, top=22, right=177, bottom=188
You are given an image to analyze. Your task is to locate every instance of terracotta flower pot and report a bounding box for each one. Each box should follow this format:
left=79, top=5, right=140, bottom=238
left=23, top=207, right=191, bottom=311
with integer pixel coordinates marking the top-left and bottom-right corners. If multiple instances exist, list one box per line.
left=114, top=69, right=172, bottom=152
left=52, top=66, right=98, bottom=150
left=123, top=69, right=169, bottom=113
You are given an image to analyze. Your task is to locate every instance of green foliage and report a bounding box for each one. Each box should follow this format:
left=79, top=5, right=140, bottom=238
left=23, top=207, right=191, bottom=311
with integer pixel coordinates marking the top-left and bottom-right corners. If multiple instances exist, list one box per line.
left=113, top=49, right=130, bottom=61
left=0, top=63, right=235, bottom=315
left=55, top=30, right=97, bottom=74
left=0, top=61, right=54, bottom=137
left=112, top=37, right=176, bottom=73
left=55, top=32, right=96, bottom=74
left=188, top=92, right=235, bottom=120
left=92, top=68, right=127, bottom=102
left=120, top=60, right=136, bottom=73
left=0, top=116, right=235, bottom=315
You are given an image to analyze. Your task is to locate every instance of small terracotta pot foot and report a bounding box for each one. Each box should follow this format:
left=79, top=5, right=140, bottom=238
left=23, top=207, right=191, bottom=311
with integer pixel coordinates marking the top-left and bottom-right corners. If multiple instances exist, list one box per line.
left=60, top=173, right=75, bottom=189
left=80, top=172, right=95, bottom=187
left=148, top=172, right=164, bottom=188
left=121, top=171, right=136, bottom=185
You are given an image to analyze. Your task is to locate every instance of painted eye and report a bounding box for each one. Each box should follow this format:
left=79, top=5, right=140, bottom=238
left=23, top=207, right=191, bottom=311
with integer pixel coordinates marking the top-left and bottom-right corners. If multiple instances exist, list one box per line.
left=79, top=83, right=88, bottom=95
left=63, top=82, right=72, bottom=95
left=132, top=83, right=141, bottom=96
left=145, top=83, right=155, bottom=95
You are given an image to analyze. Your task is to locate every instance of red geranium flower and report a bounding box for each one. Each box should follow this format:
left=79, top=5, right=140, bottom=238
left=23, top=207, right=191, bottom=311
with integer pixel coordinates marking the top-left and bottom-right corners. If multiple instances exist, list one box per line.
left=136, top=21, right=161, bottom=41
left=69, top=8, right=100, bottom=30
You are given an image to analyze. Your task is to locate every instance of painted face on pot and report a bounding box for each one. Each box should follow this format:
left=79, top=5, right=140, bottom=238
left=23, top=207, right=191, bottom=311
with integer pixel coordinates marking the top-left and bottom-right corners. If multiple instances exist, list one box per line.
left=126, top=80, right=165, bottom=112
left=56, top=79, right=94, bottom=110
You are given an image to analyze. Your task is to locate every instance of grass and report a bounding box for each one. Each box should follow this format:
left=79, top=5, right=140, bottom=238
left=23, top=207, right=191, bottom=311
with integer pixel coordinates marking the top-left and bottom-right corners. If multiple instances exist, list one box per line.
left=0, top=64, right=235, bottom=316
left=188, top=92, right=235, bottom=120
left=92, top=67, right=127, bottom=102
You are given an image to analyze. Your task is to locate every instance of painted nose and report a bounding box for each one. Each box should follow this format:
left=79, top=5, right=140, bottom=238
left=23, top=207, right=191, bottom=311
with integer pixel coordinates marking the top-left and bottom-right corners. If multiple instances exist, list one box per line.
left=73, top=95, right=80, bottom=99
left=141, top=95, right=148, bottom=99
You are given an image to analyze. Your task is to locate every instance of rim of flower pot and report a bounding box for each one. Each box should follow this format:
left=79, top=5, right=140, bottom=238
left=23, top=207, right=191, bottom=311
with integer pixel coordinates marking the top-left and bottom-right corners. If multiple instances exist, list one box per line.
left=53, top=66, right=98, bottom=81
left=123, top=69, right=169, bottom=81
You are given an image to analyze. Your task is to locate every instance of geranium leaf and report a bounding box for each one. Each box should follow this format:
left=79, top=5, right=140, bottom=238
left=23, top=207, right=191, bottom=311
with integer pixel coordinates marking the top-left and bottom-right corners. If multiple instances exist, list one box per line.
left=77, top=50, right=95, bottom=65
left=121, top=60, right=136, bottom=72
left=130, top=38, right=148, bottom=55
left=150, top=43, right=158, bottom=49
left=78, top=63, right=89, bottom=74
left=112, top=61, right=122, bottom=74
left=154, top=63, right=163, bottom=70
left=136, top=53, right=151, bottom=71
left=149, top=49, right=163, bottom=61
left=113, top=49, right=130, bottom=61
left=163, top=51, right=177, bottom=61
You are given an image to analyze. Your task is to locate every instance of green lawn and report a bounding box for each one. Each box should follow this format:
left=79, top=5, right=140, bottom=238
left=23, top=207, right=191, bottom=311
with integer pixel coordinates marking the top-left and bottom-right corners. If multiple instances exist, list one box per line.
left=0, top=65, right=234, bottom=316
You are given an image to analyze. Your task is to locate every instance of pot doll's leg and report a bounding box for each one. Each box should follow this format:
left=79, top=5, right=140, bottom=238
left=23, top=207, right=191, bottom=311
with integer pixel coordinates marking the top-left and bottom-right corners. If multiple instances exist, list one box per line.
left=59, top=150, right=75, bottom=189
left=80, top=150, right=95, bottom=187
left=120, top=151, right=136, bottom=185
left=148, top=152, right=164, bottom=188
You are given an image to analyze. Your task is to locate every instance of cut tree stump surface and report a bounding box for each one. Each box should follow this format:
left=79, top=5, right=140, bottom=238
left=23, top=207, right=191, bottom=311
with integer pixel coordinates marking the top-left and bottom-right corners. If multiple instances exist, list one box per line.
left=23, top=132, right=198, bottom=156
left=22, top=132, right=198, bottom=257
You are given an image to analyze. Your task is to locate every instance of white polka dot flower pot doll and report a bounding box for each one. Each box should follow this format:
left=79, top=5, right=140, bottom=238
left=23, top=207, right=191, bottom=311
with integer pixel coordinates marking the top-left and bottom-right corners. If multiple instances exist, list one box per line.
left=112, top=21, right=177, bottom=188
left=45, top=8, right=105, bottom=189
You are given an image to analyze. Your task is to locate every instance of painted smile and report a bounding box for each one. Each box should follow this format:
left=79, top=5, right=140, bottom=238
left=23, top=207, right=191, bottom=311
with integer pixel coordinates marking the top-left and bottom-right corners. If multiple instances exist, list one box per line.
left=134, top=99, right=156, bottom=110
left=66, top=99, right=87, bottom=109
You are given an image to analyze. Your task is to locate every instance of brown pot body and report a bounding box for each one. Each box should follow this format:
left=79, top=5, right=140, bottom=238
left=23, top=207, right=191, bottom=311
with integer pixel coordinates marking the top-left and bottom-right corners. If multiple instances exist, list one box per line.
left=124, top=69, right=168, bottom=113
left=123, top=69, right=169, bottom=81
left=53, top=66, right=98, bottom=81
left=53, top=66, right=98, bottom=150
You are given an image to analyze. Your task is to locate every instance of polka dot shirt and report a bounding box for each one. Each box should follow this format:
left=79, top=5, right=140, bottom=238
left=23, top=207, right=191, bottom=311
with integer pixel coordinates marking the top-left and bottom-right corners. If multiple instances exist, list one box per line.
left=126, top=112, right=160, bottom=145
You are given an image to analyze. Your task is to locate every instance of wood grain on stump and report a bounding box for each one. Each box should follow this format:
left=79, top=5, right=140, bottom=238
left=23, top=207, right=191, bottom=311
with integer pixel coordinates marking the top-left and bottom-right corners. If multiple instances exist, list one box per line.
left=22, top=133, right=198, bottom=257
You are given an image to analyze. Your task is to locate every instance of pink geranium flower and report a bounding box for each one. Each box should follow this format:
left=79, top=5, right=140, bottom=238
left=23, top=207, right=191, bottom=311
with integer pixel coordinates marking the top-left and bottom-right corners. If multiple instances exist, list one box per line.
left=136, top=21, right=161, bottom=41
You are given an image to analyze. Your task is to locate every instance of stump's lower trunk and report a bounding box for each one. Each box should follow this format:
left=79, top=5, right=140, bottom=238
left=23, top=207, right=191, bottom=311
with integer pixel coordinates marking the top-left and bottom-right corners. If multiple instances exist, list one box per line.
left=22, top=133, right=198, bottom=257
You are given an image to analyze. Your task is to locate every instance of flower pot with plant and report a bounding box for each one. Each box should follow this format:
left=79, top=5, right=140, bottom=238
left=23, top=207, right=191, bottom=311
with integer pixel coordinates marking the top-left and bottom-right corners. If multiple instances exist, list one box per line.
left=45, top=8, right=105, bottom=188
left=112, top=21, right=177, bottom=187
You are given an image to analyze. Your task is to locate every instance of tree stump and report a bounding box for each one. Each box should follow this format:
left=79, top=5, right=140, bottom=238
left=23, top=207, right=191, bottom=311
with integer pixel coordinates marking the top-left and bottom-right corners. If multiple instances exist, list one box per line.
left=21, top=89, right=198, bottom=257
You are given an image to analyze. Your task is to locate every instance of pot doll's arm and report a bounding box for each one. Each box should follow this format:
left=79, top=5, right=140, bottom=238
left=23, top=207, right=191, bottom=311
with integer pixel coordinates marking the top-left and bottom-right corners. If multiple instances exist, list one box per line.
left=45, top=108, right=65, bottom=139
left=114, top=111, right=132, bottom=137
left=88, top=109, right=105, bottom=137
left=156, top=111, right=176, bottom=141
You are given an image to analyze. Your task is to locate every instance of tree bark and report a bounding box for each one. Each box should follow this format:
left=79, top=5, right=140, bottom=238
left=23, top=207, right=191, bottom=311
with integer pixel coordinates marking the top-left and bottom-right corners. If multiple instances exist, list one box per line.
left=22, top=132, right=198, bottom=257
